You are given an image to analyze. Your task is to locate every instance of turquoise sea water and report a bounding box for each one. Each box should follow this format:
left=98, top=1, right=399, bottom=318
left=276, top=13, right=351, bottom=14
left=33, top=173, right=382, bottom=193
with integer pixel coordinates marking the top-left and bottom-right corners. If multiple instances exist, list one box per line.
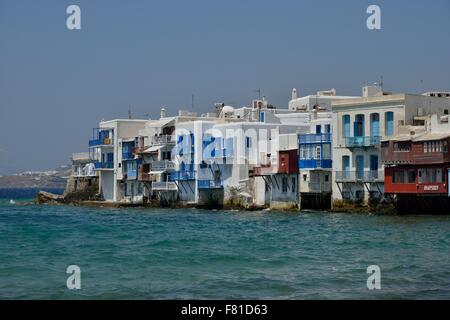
left=1, top=189, right=450, bottom=299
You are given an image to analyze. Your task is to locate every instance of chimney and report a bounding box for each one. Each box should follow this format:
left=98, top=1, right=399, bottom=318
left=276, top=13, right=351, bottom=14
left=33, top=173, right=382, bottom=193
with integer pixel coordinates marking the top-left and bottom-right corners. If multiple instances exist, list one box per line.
left=160, top=108, right=166, bottom=118
left=291, top=88, right=298, bottom=100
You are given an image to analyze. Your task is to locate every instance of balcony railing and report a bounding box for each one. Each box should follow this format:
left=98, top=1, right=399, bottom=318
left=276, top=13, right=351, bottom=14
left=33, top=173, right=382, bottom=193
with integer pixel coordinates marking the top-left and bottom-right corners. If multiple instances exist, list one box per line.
left=127, top=170, right=137, bottom=180
left=298, top=133, right=332, bottom=144
left=152, top=181, right=178, bottom=191
left=299, top=159, right=332, bottom=169
left=151, top=160, right=176, bottom=171
left=335, top=170, right=384, bottom=182
left=151, top=135, right=173, bottom=146
left=253, top=165, right=274, bottom=176
left=72, top=165, right=97, bottom=177
left=307, top=182, right=332, bottom=193
left=122, top=152, right=133, bottom=160
left=139, top=172, right=157, bottom=182
left=345, top=136, right=381, bottom=148
left=170, top=170, right=196, bottom=181
left=94, top=161, right=114, bottom=169
left=198, top=179, right=223, bottom=189
left=89, top=138, right=112, bottom=147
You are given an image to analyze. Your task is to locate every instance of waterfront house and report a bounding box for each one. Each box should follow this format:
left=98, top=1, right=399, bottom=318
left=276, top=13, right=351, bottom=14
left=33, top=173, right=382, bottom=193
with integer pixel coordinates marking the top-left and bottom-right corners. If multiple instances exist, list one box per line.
left=381, top=113, right=450, bottom=213
left=331, top=86, right=450, bottom=205
left=88, top=119, right=147, bottom=202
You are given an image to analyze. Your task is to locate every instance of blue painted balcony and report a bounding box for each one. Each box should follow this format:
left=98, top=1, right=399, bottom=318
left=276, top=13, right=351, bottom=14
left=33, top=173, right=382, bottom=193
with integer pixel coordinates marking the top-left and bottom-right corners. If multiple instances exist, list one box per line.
left=298, top=133, right=332, bottom=144
left=89, top=128, right=113, bottom=147
left=122, top=152, right=133, bottom=161
left=127, top=169, right=137, bottom=180
left=299, top=159, right=332, bottom=169
left=198, top=179, right=223, bottom=189
left=94, top=161, right=114, bottom=169
left=170, top=170, right=196, bottom=181
left=345, top=136, right=381, bottom=148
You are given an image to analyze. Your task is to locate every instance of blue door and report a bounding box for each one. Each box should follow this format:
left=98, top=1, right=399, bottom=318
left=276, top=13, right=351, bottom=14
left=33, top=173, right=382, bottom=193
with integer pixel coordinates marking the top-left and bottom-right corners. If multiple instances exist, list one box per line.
left=385, top=112, right=394, bottom=136
left=343, top=156, right=350, bottom=178
left=370, top=155, right=378, bottom=180
left=316, top=125, right=321, bottom=134
left=371, top=113, right=380, bottom=137
left=343, top=115, right=350, bottom=138
left=356, top=155, right=364, bottom=180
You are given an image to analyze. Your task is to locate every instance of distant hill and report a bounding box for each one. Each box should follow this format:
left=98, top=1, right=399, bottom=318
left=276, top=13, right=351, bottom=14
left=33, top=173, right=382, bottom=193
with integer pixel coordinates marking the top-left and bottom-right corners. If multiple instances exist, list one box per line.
left=0, top=165, right=70, bottom=189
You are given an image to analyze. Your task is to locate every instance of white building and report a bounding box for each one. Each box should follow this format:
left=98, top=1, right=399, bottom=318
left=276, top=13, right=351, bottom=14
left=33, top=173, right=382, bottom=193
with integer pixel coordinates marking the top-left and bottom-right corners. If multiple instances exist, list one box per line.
left=331, top=86, right=450, bottom=204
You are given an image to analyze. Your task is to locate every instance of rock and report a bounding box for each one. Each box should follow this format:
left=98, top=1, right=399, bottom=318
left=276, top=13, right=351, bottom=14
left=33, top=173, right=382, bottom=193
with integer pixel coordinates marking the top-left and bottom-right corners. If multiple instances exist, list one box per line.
left=35, top=191, right=65, bottom=204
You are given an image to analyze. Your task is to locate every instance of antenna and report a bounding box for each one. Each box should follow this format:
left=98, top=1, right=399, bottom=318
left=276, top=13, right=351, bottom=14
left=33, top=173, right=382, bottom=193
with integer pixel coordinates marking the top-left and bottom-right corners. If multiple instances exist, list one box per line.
left=191, top=94, right=195, bottom=109
left=380, top=75, right=384, bottom=88
left=255, top=88, right=261, bottom=100
left=128, top=106, right=132, bottom=119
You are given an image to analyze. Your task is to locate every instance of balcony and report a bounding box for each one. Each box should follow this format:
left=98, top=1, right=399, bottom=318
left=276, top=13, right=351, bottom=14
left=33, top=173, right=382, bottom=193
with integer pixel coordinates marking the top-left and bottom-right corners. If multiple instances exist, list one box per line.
left=335, top=170, right=384, bottom=182
left=94, top=161, right=114, bottom=169
left=122, top=152, right=133, bottom=161
left=139, top=172, right=157, bottom=182
left=298, top=133, right=332, bottom=144
left=253, top=165, right=274, bottom=176
left=151, top=135, right=173, bottom=146
left=170, top=170, right=196, bottom=181
left=152, top=181, right=178, bottom=191
left=345, top=136, right=381, bottom=148
left=127, top=170, right=137, bottom=180
left=198, top=179, right=223, bottom=189
left=151, top=160, right=176, bottom=171
left=72, top=164, right=97, bottom=177
left=299, top=159, right=332, bottom=169
left=308, top=182, right=332, bottom=193
left=89, top=137, right=112, bottom=147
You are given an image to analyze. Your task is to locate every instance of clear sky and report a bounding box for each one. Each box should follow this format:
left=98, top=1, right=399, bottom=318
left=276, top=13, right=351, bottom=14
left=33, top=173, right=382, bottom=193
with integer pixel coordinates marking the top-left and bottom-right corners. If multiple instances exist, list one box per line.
left=1, top=0, right=450, bottom=174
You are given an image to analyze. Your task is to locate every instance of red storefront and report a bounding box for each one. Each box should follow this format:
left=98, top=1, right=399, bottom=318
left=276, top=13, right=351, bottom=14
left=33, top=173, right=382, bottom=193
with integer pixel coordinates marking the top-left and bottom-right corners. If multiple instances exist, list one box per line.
left=382, top=134, right=450, bottom=196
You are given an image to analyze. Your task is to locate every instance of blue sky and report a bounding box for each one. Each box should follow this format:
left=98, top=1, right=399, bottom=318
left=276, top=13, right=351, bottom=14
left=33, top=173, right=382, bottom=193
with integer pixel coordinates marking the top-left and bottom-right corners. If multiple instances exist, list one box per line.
left=1, top=0, right=450, bottom=174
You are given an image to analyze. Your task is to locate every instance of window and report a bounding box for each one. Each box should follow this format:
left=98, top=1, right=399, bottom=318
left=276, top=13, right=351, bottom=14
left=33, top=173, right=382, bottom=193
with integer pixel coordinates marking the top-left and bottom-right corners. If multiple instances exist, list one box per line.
left=418, top=169, right=426, bottom=183
left=407, top=170, right=416, bottom=183
left=315, top=146, right=321, bottom=159
left=325, top=124, right=331, bottom=133
left=303, top=174, right=307, bottom=182
left=291, top=177, right=296, bottom=193
left=246, top=136, right=252, bottom=148
left=324, top=174, right=329, bottom=182
left=282, top=177, right=288, bottom=193
left=260, top=111, right=265, bottom=123
left=354, top=114, right=365, bottom=137
left=316, top=125, right=322, bottom=134
left=436, top=169, right=444, bottom=183
left=393, top=170, right=405, bottom=183
left=394, top=141, right=411, bottom=152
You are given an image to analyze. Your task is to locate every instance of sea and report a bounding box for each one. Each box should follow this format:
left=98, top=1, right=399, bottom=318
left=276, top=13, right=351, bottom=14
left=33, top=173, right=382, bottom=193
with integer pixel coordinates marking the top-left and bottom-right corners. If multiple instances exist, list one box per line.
left=0, top=188, right=449, bottom=299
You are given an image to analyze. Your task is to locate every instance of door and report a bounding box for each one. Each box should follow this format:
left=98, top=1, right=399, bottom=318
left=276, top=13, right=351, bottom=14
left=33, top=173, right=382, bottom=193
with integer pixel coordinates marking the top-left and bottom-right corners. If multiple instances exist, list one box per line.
left=356, top=155, right=364, bottom=180
left=342, top=156, right=350, bottom=179
left=370, top=155, right=379, bottom=180
left=370, top=113, right=380, bottom=138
